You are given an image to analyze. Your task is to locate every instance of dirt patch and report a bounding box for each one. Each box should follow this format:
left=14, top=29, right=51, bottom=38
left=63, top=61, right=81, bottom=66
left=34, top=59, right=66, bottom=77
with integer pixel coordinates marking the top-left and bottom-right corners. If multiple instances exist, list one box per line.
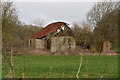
left=11, top=46, right=118, bottom=55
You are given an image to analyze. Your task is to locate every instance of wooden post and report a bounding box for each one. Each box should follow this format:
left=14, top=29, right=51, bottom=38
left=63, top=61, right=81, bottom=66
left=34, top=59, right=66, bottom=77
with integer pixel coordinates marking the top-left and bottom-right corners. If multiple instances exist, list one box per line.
left=28, top=39, right=31, bottom=47
left=104, top=64, right=108, bottom=76
left=76, top=55, right=83, bottom=80
left=85, top=59, right=88, bottom=78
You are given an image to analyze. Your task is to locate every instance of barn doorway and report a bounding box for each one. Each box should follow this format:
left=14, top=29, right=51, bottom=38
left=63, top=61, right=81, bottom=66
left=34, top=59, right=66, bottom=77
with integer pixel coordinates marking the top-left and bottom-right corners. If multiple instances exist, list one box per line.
left=68, top=39, right=72, bottom=49
left=46, top=39, right=51, bottom=50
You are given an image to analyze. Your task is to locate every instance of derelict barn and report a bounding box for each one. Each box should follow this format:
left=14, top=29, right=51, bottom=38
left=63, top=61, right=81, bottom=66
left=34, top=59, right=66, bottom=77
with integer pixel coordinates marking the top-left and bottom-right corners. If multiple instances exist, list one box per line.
left=29, top=22, right=76, bottom=52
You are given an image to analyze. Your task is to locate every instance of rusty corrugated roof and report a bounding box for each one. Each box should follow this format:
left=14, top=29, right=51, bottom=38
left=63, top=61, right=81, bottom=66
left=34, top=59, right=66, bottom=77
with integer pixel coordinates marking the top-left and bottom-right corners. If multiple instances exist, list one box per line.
left=30, top=22, right=67, bottom=39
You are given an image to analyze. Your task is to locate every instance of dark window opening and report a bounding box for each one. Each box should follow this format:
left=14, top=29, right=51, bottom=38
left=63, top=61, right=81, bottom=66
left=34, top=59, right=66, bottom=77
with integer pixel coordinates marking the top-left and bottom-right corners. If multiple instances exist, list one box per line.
left=47, top=39, right=51, bottom=50
left=87, top=45, right=90, bottom=49
left=68, top=39, right=71, bottom=49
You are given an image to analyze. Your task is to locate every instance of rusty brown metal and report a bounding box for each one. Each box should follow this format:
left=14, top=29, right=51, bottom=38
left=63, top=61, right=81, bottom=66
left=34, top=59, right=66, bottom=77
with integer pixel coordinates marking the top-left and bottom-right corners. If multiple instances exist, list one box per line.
left=30, top=22, right=67, bottom=39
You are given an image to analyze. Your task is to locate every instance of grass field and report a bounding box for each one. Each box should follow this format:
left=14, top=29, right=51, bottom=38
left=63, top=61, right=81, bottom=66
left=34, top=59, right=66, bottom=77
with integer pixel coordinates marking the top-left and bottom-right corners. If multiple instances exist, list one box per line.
left=2, top=54, right=119, bottom=78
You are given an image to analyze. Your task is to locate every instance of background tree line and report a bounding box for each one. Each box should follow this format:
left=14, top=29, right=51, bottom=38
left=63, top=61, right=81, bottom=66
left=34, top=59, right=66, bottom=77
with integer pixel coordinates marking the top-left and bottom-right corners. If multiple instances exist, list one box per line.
left=1, top=1, right=119, bottom=53
left=2, top=2, right=43, bottom=53
left=72, top=1, right=119, bottom=52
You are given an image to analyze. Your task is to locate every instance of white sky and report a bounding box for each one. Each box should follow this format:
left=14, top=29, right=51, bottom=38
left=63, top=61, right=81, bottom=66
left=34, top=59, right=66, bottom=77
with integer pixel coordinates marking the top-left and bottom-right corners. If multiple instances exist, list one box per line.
left=3, top=0, right=118, bottom=25
left=4, top=0, right=100, bottom=2
left=14, top=2, right=96, bottom=25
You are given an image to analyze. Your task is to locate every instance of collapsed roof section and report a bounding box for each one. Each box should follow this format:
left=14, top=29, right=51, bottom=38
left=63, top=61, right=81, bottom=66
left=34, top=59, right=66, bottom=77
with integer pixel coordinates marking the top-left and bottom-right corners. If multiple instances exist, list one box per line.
left=30, top=22, right=73, bottom=39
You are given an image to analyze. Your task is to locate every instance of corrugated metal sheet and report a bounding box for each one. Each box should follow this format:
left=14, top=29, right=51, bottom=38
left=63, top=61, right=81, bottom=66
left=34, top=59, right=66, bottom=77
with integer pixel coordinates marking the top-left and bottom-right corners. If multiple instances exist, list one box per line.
left=30, top=22, right=67, bottom=39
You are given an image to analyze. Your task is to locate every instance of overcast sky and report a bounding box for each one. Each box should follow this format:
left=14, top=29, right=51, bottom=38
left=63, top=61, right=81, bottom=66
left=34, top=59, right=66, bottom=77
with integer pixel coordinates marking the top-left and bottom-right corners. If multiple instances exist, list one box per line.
left=14, top=2, right=96, bottom=25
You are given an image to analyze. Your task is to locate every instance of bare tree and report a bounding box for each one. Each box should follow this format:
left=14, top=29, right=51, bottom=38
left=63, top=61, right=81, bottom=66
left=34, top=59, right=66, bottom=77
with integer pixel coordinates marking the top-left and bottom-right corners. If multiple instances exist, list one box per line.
left=31, top=18, right=45, bottom=27
left=86, top=0, right=119, bottom=52
left=72, top=22, right=93, bottom=50
left=87, top=0, right=118, bottom=28
left=2, top=2, right=19, bottom=78
left=2, top=2, right=18, bottom=29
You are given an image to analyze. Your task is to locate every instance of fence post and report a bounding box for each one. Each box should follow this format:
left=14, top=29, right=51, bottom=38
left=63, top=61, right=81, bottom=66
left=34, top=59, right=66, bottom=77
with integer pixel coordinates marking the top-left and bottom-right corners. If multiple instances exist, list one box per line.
left=85, top=59, right=88, bottom=78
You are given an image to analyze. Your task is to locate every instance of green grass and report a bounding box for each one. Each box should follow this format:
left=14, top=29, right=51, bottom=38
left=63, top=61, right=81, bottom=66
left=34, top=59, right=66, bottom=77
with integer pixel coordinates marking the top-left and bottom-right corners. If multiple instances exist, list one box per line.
left=113, top=47, right=120, bottom=53
left=113, top=42, right=120, bottom=53
left=2, top=54, right=119, bottom=78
